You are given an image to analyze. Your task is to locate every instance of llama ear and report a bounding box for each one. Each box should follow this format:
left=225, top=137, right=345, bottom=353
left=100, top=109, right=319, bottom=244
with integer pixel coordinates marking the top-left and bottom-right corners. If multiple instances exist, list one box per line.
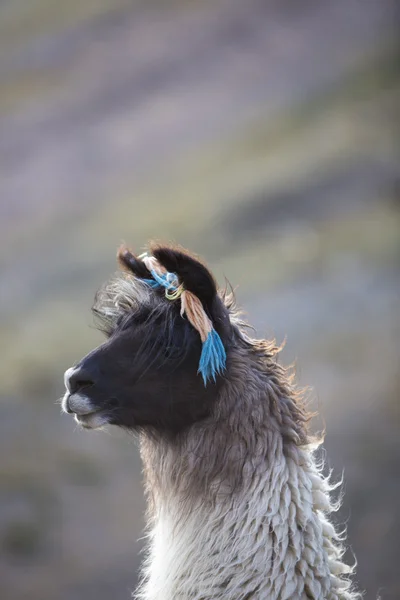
left=117, top=246, right=152, bottom=279
left=151, top=246, right=218, bottom=313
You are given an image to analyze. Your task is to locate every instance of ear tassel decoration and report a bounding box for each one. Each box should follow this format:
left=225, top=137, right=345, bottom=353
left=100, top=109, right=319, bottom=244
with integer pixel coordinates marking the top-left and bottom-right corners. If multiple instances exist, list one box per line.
left=198, top=328, right=227, bottom=385
left=140, top=254, right=226, bottom=385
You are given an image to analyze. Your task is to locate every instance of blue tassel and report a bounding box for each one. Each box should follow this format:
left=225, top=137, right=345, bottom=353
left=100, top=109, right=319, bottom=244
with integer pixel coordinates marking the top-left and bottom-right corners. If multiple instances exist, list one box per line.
left=142, top=271, right=179, bottom=290
left=142, top=278, right=161, bottom=288
left=150, top=270, right=178, bottom=290
left=199, top=328, right=226, bottom=385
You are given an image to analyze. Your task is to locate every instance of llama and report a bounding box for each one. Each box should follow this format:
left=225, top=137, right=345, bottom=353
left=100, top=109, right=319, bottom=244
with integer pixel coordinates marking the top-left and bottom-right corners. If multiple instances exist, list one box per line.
left=62, top=243, right=359, bottom=600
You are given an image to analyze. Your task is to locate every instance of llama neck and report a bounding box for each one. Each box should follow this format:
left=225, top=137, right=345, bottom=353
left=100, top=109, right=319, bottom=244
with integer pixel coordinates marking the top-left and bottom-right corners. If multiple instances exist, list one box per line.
left=137, top=354, right=357, bottom=600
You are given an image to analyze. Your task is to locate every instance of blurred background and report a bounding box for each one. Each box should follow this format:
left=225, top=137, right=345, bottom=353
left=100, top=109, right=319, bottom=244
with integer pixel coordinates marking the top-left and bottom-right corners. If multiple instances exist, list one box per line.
left=0, top=1, right=399, bottom=599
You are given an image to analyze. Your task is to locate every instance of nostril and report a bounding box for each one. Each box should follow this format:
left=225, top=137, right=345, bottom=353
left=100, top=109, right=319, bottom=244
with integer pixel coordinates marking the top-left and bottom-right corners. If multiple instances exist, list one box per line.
left=73, top=379, right=94, bottom=392
left=66, top=367, right=95, bottom=395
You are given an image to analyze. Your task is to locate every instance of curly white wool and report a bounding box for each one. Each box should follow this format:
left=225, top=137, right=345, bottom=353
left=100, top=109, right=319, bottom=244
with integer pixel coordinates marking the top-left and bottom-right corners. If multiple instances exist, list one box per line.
left=135, top=352, right=360, bottom=600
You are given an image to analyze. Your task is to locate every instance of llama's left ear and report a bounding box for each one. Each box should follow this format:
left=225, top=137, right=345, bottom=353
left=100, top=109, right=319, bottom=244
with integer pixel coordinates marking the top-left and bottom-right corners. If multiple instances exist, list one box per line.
left=151, top=245, right=231, bottom=334
left=117, top=246, right=152, bottom=279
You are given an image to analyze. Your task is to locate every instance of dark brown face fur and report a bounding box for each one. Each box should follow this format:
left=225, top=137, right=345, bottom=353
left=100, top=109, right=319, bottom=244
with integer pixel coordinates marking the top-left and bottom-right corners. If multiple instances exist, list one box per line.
left=62, top=245, right=232, bottom=436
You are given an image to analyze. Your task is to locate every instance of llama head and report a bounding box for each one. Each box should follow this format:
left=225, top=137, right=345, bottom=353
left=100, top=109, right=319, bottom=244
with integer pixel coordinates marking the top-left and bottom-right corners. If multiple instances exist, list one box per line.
left=62, top=244, right=232, bottom=435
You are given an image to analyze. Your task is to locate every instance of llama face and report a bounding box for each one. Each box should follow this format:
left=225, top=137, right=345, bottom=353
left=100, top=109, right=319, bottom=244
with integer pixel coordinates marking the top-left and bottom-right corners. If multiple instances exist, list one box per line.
left=62, top=245, right=231, bottom=434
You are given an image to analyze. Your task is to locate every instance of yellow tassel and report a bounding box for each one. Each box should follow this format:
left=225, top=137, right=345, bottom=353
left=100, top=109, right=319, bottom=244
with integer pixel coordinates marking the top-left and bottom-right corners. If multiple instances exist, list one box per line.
left=165, top=285, right=184, bottom=301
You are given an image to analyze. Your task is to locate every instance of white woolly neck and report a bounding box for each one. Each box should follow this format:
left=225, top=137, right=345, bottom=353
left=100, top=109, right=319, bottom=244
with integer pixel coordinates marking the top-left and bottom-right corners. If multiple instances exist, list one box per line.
left=136, top=352, right=358, bottom=600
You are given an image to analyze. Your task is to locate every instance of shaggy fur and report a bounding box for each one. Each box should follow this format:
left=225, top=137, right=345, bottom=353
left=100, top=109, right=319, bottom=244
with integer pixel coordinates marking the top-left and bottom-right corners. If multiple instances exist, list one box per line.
left=137, top=314, right=359, bottom=600
left=62, top=245, right=360, bottom=600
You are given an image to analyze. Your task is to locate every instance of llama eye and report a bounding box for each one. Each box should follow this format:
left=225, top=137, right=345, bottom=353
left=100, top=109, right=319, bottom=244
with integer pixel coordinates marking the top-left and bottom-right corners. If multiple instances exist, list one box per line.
left=92, top=308, right=117, bottom=337
left=163, top=346, right=176, bottom=359
left=119, top=310, right=151, bottom=331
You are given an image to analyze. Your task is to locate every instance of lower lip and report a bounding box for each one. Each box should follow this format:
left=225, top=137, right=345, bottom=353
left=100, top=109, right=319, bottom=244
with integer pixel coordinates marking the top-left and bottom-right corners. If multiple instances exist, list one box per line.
left=74, top=411, right=109, bottom=429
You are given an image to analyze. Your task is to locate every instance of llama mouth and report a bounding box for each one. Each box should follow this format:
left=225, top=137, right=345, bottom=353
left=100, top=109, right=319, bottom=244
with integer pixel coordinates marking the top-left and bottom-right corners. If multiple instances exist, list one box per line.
left=62, top=393, right=109, bottom=429
left=74, top=410, right=109, bottom=430
left=62, top=392, right=97, bottom=416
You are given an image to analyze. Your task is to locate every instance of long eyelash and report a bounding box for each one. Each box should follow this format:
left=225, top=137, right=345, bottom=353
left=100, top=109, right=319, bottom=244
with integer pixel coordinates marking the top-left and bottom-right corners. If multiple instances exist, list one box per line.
left=92, top=307, right=116, bottom=337
left=92, top=275, right=152, bottom=336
